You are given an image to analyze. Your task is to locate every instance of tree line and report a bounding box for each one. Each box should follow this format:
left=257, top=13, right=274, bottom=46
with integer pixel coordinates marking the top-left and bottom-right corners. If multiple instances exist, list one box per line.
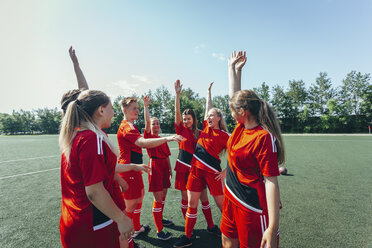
left=1, top=71, right=371, bottom=135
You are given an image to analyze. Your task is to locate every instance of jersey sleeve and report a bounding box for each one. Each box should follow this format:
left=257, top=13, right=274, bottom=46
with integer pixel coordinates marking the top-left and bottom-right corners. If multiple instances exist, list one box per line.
left=255, top=133, right=280, bottom=177
left=202, top=120, right=207, bottom=130
left=79, top=133, right=108, bottom=186
left=144, top=130, right=153, bottom=138
left=175, top=122, right=184, bottom=135
left=123, top=125, right=142, bottom=144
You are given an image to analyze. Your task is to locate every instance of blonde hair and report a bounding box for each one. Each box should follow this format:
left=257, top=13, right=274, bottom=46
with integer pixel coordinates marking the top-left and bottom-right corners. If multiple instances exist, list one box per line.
left=59, top=90, right=118, bottom=162
left=210, top=107, right=228, bottom=133
left=120, top=97, right=138, bottom=110
left=229, top=90, right=285, bottom=164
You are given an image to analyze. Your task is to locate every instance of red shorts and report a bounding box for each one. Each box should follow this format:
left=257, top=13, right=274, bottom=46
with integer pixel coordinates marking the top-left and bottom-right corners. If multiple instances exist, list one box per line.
left=186, top=166, right=224, bottom=196
left=175, top=171, right=189, bottom=191
left=148, top=157, right=171, bottom=192
left=220, top=197, right=279, bottom=248
left=120, top=171, right=144, bottom=200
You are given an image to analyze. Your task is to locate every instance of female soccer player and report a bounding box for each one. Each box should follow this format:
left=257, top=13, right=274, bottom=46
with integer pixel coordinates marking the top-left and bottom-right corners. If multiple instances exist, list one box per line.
left=59, top=90, right=133, bottom=248
left=142, top=95, right=174, bottom=240
left=117, top=96, right=183, bottom=239
left=174, top=82, right=230, bottom=248
left=221, top=51, right=284, bottom=248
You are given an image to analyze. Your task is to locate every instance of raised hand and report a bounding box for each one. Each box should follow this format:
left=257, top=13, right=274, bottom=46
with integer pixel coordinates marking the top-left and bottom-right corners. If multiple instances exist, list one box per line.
left=174, top=80, right=183, bottom=94
left=69, top=46, right=79, bottom=64
left=143, top=95, right=151, bottom=107
left=235, top=51, right=247, bottom=71
left=207, top=82, right=214, bottom=92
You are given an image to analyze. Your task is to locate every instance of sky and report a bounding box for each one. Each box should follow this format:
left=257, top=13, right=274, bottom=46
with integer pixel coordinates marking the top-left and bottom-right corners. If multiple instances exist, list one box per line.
left=0, top=0, right=371, bottom=114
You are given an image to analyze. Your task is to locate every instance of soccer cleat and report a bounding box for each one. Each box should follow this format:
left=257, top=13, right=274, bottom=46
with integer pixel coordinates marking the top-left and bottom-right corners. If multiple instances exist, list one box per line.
left=157, top=230, right=173, bottom=240
left=206, top=225, right=221, bottom=237
left=132, top=224, right=151, bottom=238
left=133, top=241, right=146, bottom=248
left=173, top=235, right=192, bottom=248
left=162, top=218, right=175, bottom=226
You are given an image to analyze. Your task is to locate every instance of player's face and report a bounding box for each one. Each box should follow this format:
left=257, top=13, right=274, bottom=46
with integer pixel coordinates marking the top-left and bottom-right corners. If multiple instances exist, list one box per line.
left=151, top=118, right=160, bottom=134
left=101, top=101, right=114, bottom=129
left=125, top=102, right=139, bottom=121
left=231, top=108, right=245, bottom=124
left=207, top=109, right=221, bottom=129
left=182, top=114, right=193, bottom=129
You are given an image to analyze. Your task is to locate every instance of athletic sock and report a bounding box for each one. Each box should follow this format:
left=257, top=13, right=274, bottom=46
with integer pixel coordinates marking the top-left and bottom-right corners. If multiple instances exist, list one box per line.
left=133, top=202, right=142, bottom=231
left=185, top=207, right=197, bottom=238
left=201, top=201, right=214, bottom=228
left=152, top=201, right=164, bottom=232
left=181, top=199, right=188, bottom=219
left=161, top=196, right=166, bottom=211
left=127, top=237, right=134, bottom=248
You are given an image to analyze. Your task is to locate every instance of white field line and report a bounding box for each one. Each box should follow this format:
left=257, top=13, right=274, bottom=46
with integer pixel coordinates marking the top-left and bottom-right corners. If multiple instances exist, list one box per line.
left=0, top=148, right=180, bottom=179
left=0, top=167, right=60, bottom=180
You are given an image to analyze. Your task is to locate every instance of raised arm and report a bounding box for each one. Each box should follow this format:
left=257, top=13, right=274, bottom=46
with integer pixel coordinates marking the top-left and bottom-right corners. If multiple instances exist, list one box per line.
left=174, top=80, right=183, bottom=126
left=143, top=95, right=151, bottom=134
left=204, top=82, right=214, bottom=120
left=228, top=51, right=246, bottom=98
left=69, top=46, right=89, bottom=90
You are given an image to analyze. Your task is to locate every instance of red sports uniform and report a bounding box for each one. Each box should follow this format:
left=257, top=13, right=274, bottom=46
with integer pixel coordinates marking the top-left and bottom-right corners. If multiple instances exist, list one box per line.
left=186, top=120, right=229, bottom=196
left=144, top=131, right=171, bottom=192
left=60, top=130, right=120, bottom=248
left=117, top=120, right=144, bottom=200
left=174, top=122, right=199, bottom=191
left=221, top=124, right=280, bottom=248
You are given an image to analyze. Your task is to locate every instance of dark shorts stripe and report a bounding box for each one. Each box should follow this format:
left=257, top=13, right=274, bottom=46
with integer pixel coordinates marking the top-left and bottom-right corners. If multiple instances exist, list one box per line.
left=194, top=143, right=221, bottom=171
left=131, top=151, right=143, bottom=164
left=226, top=164, right=262, bottom=211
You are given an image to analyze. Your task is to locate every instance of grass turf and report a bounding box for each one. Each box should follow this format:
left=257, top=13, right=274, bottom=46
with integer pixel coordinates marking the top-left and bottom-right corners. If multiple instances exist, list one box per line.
left=0, top=134, right=371, bottom=248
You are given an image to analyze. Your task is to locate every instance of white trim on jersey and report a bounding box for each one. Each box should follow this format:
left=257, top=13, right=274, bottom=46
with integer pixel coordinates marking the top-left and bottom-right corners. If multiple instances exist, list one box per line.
left=193, top=154, right=219, bottom=172
left=176, top=159, right=192, bottom=168
left=261, top=126, right=277, bottom=153
left=96, top=134, right=103, bottom=155
left=93, top=219, right=113, bottom=231
left=225, top=184, right=263, bottom=214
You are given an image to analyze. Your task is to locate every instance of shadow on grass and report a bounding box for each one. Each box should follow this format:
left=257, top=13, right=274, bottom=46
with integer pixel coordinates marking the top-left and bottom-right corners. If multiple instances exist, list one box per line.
left=282, top=173, right=294, bottom=176
left=134, top=228, right=222, bottom=248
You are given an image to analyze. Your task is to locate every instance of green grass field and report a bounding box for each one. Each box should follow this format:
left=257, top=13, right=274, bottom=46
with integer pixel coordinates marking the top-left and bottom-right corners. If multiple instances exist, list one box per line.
left=0, top=134, right=371, bottom=248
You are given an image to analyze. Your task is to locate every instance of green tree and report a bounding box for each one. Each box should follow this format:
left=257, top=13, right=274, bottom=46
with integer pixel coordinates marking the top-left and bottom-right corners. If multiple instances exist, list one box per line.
left=309, top=72, right=335, bottom=115
left=36, top=108, right=62, bottom=134
left=253, top=82, right=270, bottom=102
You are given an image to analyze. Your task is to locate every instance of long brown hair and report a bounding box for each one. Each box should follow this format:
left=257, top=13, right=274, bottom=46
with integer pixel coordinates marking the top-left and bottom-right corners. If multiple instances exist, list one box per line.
left=229, top=90, right=285, bottom=164
left=59, top=90, right=118, bottom=162
left=182, top=109, right=199, bottom=139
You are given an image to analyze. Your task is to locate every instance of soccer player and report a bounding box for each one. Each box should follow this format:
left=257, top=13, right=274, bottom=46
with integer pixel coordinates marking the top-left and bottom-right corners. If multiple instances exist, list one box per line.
left=174, top=82, right=230, bottom=248
left=220, top=51, right=284, bottom=248
left=59, top=90, right=133, bottom=248
left=117, top=96, right=183, bottom=239
left=142, top=95, right=174, bottom=240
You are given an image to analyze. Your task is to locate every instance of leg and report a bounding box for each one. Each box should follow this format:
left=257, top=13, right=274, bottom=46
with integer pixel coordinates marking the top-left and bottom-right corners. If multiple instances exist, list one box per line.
left=181, top=190, right=188, bottom=219
left=199, top=188, right=215, bottom=229
left=213, top=194, right=224, bottom=212
left=184, top=190, right=201, bottom=238
left=222, top=234, right=239, bottom=248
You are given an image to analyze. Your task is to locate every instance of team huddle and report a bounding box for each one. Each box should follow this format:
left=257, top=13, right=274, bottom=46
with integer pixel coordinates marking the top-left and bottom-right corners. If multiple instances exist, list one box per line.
left=59, top=48, right=285, bottom=248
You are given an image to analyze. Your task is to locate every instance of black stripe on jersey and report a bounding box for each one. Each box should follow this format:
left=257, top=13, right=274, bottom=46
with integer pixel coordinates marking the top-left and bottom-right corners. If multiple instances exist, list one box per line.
left=178, top=149, right=193, bottom=165
left=226, top=164, right=262, bottom=212
left=194, top=143, right=221, bottom=172
left=130, top=151, right=143, bottom=164
left=92, top=205, right=111, bottom=230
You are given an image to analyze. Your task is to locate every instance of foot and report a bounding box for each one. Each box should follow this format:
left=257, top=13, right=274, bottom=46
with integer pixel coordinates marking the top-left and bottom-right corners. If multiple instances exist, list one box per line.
left=157, top=230, right=173, bottom=240
left=133, top=241, right=146, bottom=248
left=173, top=235, right=192, bottom=248
left=162, top=218, right=175, bottom=226
left=132, top=224, right=151, bottom=238
left=206, top=225, right=221, bottom=237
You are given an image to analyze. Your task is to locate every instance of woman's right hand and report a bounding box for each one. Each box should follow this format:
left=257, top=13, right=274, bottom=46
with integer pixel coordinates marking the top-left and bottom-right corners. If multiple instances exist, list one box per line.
left=174, top=80, right=182, bottom=93
left=143, top=95, right=151, bottom=107
left=133, top=164, right=151, bottom=173
left=166, top=134, right=184, bottom=143
left=235, top=51, right=247, bottom=71
left=117, top=214, right=134, bottom=241
left=69, top=46, right=79, bottom=64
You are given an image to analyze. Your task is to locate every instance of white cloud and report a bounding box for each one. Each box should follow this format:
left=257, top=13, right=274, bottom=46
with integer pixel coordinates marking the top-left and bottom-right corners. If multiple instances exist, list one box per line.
left=212, top=52, right=226, bottom=61
left=107, top=75, right=160, bottom=99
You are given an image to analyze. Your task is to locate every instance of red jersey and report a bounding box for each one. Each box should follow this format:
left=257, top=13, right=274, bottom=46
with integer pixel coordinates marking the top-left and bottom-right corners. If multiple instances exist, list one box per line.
left=225, top=124, right=280, bottom=214
left=144, top=131, right=171, bottom=158
left=174, top=122, right=200, bottom=172
left=192, top=120, right=229, bottom=173
left=117, top=120, right=143, bottom=177
left=60, top=130, right=118, bottom=247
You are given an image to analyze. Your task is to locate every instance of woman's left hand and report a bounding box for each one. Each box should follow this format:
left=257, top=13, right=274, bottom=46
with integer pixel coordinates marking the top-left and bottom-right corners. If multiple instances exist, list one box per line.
left=215, top=169, right=226, bottom=181
left=260, top=227, right=277, bottom=248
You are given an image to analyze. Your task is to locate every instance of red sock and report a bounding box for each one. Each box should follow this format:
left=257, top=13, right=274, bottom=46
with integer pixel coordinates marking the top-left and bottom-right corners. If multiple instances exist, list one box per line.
left=152, top=201, right=163, bottom=232
left=127, top=237, right=134, bottom=248
left=201, top=201, right=214, bottom=228
left=185, top=207, right=197, bottom=238
left=181, top=199, right=188, bottom=219
left=132, top=202, right=142, bottom=231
